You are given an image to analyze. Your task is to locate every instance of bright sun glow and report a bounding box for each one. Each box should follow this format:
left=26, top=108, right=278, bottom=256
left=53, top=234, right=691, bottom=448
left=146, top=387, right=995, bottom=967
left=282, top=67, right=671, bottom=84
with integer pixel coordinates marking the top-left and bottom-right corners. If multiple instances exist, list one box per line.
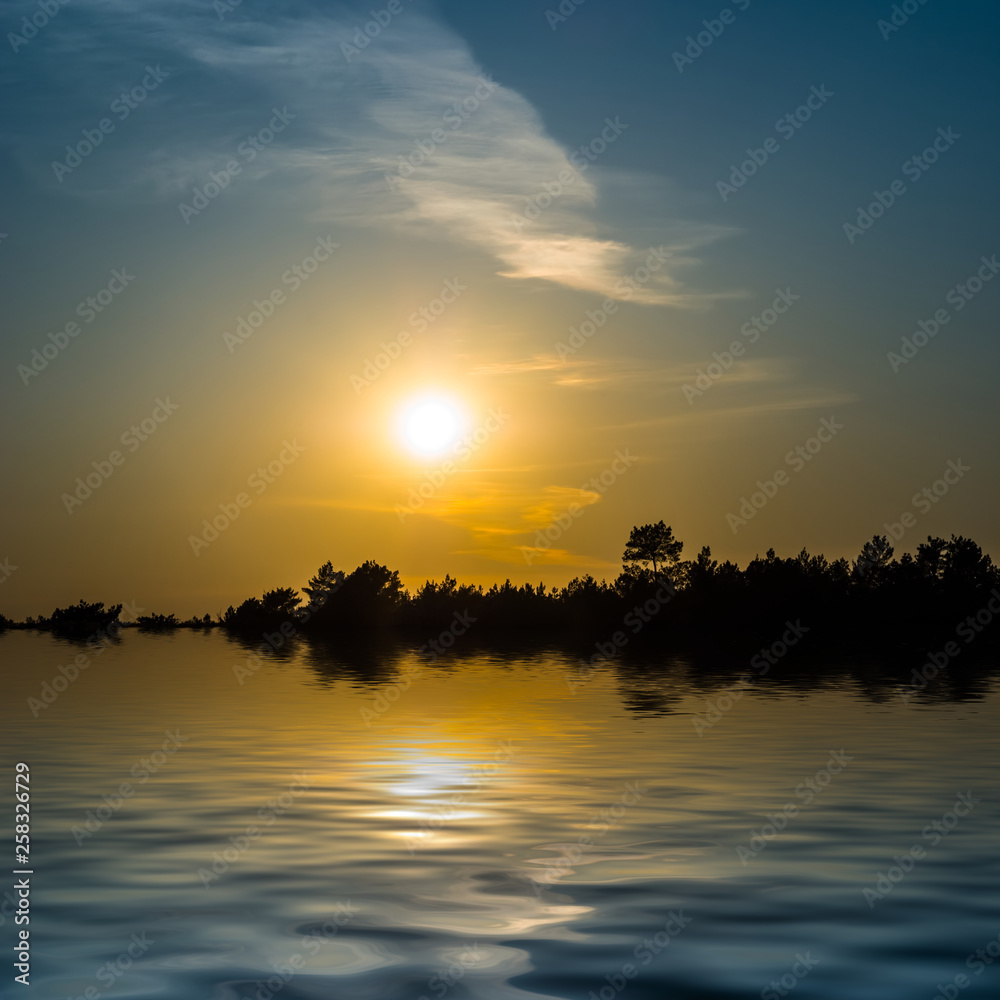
left=400, top=397, right=464, bottom=455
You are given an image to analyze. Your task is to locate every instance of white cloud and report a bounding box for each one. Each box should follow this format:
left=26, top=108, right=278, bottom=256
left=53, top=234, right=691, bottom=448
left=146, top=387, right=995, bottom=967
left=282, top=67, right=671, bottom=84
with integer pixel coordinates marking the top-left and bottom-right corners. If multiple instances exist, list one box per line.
left=16, top=2, right=728, bottom=304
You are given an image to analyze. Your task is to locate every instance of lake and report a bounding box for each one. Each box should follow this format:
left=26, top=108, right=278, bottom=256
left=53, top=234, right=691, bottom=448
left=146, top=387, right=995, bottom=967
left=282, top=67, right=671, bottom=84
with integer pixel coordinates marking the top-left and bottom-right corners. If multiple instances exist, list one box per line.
left=2, top=629, right=998, bottom=1000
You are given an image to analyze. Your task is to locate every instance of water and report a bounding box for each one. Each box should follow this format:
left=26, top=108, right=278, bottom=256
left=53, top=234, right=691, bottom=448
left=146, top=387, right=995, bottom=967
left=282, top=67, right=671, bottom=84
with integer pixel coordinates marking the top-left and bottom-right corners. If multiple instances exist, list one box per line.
left=2, top=629, right=998, bottom=1000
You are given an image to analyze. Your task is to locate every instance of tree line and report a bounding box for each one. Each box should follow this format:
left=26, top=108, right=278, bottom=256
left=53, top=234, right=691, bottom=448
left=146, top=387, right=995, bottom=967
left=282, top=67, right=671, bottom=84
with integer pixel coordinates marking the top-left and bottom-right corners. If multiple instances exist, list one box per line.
left=4, top=523, right=1000, bottom=655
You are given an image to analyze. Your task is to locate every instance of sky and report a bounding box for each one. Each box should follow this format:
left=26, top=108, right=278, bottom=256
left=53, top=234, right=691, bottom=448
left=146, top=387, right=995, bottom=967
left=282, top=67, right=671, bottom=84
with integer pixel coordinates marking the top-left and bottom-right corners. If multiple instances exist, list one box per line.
left=1, top=0, right=998, bottom=618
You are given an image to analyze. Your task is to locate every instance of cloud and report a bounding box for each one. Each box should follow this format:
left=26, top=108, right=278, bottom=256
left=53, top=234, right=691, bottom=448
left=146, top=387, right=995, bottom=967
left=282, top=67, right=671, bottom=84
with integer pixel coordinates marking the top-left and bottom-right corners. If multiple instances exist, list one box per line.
left=336, top=29, right=721, bottom=304
left=467, top=350, right=857, bottom=428
left=468, top=353, right=789, bottom=390
left=12, top=2, right=728, bottom=304
left=455, top=544, right=613, bottom=569
left=287, top=477, right=607, bottom=546
left=602, top=389, right=860, bottom=432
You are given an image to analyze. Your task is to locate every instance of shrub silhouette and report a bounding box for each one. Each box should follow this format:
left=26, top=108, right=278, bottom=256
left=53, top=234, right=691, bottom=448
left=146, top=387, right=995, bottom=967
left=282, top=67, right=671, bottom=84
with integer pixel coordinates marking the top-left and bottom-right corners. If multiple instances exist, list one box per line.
left=47, top=599, right=123, bottom=635
left=136, top=613, right=180, bottom=631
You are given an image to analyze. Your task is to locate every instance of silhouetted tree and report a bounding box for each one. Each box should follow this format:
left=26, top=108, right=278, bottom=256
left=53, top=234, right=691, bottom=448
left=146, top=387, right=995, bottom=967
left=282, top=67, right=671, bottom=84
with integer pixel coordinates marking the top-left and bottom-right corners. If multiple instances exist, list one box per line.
left=854, top=535, right=894, bottom=588
left=940, top=535, right=995, bottom=589
left=623, top=522, right=684, bottom=579
left=305, top=561, right=405, bottom=631
left=915, top=536, right=949, bottom=585
left=222, top=587, right=301, bottom=631
left=408, top=575, right=484, bottom=627
left=302, top=561, right=346, bottom=617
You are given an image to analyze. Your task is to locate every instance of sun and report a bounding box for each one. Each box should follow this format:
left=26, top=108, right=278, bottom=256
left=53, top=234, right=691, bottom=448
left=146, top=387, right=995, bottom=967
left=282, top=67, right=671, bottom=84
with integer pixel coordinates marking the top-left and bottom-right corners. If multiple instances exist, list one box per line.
left=399, top=396, right=465, bottom=456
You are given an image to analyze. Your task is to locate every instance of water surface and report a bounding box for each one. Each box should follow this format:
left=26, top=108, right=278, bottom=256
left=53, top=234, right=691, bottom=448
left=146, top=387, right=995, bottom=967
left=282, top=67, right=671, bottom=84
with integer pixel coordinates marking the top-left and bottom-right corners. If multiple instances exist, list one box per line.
left=2, top=630, right=998, bottom=999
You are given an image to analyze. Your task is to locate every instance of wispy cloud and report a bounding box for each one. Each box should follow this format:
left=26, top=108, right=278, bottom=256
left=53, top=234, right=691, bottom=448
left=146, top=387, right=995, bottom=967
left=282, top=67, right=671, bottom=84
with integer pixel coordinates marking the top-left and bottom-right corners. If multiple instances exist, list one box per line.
left=468, top=351, right=857, bottom=425
left=13, top=2, right=728, bottom=304
left=331, top=29, right=725, bottom=304
left=468, top=353, right=790, bottom=390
